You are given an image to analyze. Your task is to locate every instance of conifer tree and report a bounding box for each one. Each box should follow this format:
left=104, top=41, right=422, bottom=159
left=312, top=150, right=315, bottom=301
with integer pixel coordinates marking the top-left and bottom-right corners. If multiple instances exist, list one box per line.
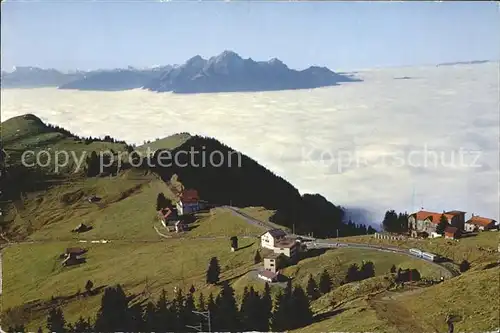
left=46, top=307, right=67, bottom=333
left=206, top=257, right=221, bottom=285
left=143, top=302, right=156, bottom=331
left=436, top=214, right=449, bottom=235
left=197, top=292, right=206, bottom=312
left=258, top=282, right=272, bottom=332
left=94, top=285, right=130, bottom=331
left=319, top=269, right=332, bottom=294
left=345, top=263, right=360, bottom=283
left=306, top=274, right=320, bottom=300
left=254, top=250, right=262, bottom=264
left=271, top=292, right=288, bottom=332
left=360, top=261, right=375, bottom=280
left=290, top=286, right=313, bottom=328
left=215, top=282, right=240, bottom=332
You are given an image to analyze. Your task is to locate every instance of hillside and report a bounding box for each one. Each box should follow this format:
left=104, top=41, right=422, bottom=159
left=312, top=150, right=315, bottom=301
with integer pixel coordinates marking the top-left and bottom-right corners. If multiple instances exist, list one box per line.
left=146, top=135, right=375, bottom=237
left=1, top=114, right=498, bottom=332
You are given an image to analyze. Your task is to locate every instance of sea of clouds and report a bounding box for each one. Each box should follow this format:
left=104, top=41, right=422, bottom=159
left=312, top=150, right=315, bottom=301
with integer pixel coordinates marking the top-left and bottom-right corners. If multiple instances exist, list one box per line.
left=2, top=62, right=499, bottom=225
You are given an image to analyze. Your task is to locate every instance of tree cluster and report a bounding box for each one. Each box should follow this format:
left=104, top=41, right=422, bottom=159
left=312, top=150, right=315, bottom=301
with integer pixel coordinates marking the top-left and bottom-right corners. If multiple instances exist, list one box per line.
left=11, top=280, right=315, bottom=333
left=271, top=281, right=313, bottom=331
left=306, top=269, right=333, bottom=301
left=382, top=210, right=409, bottom=233
left=344, top=261, right=376, bottom=283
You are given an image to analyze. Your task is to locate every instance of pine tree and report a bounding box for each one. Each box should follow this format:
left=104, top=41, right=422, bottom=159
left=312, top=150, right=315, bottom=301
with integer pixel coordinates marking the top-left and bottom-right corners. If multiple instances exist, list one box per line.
left=46, top=307, right=67, bottom=333
left=128, top=303, right=145, bottom=331
left=257, top=282, right=272, bottom=332
left=197, top=292, right=206, bottom=312
left=319, top=269, right=332, bottom=294
left=156, top=193, right=168, bottom=211
left=360, top=261, right=375, bottom=280
left=206, top=257, right=221, bottom=285
left=172, top=288, right=186, bottom=331
left=345, top=263, right=360, bottom=283
left=215, top=282, right=240, bottom=332
left=306, top=274, right=320, bottom=300
left=183, top=292, right=198, bottom=330
left=94, top=285, right=130, bottom=331
left=382, top=210, right=398, bottom=232
left=271, top=292, right=288, bottom=332
left=143, top=302, right=156, bottom=331
left=459, top=259, right=471, bottom=272
left=155, top=289, right=173, bottom=331
left=390, top=264, right=397, bottom=274
left=206, top=293, right=217, bottom=331
left=254, top=250, right=262, bottom=264
left=290, top=285, right=313, bottom=329
left=85, top=151, right=100, bottom=177
left=436, top=214, right=449, bottom=235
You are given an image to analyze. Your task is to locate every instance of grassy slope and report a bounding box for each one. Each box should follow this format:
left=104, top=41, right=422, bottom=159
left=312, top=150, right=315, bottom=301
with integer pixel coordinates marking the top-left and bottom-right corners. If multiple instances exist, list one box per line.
left=3, top=238, right=259, bottom=329
left=283, top=247, right=445, bottom=288
left=2, top=115, right=498, bottom=331
left=338, top=232, right=499, bottom=267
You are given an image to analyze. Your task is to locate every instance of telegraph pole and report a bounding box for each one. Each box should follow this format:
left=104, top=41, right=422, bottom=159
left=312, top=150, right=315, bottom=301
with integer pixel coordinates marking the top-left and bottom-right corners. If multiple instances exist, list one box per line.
left=187, top=310, right=211, bottom=332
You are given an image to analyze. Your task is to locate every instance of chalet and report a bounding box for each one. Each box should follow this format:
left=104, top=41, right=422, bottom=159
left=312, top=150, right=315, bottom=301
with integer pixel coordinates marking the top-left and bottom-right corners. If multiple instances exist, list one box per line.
left=61, top=247, right=87, bottom=267
left=408, top=211, right=456, bottom=238
left=176, top=189, right=200, bottom=216
left=260, top=229, right=287, bottom=250
left=257, top=270, right=279, bottom=283
left=444, top=226, right=460, bottom=240
left=273, top=239, right=298, bottom=259
left=263, top=253, right=286, bottom=273
left=464, top=215, right=497, bottom=232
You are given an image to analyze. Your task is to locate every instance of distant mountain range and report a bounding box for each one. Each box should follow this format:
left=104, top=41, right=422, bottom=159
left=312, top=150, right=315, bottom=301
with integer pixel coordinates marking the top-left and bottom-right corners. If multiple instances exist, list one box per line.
left=436, top=60, right=491, bottom=67
left=1, top=51, right=359, bottom=93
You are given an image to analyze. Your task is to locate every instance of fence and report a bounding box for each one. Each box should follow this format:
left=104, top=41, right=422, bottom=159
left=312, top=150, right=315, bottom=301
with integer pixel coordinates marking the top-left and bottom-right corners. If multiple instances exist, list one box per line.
left=373, top=232, right=406, bottom=241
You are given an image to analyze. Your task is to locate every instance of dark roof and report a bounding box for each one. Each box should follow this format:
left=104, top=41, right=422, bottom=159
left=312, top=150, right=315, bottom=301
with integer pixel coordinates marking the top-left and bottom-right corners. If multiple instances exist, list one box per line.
left=66, top=247, right=86, bottom=255
left=262, top=229, right=287, bottom=238
left=264, top=252, right=284, bottom=260
left=258, top=270, right=278, bottom=279
left=275, top=239, right=297, bottom=248
left=445, top=210, right=466, bottom=215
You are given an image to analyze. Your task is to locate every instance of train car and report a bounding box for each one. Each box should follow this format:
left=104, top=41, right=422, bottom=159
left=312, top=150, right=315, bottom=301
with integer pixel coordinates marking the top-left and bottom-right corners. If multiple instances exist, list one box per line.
left=409, top=248, right=422, bottom=257
left=421, top=251, right=439, bottom=262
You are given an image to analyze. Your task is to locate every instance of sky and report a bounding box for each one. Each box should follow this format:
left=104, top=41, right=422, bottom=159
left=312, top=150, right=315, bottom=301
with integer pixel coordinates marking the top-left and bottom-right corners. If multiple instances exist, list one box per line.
left=1, top=1, right=499, bottom=71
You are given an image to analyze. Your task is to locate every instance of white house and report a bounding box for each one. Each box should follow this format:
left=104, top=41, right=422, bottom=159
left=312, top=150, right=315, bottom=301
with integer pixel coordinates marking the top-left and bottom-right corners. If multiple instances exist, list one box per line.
left=464, top=215, right=497, bottom=232
left=260, top=229, right=287, bottom=250
left=273, top=239, right=298, bottom=259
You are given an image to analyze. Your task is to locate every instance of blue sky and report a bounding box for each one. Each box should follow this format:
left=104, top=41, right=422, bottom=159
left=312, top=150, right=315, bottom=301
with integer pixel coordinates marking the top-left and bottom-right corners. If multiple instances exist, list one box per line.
left=1, top=1, right=499, bottom=71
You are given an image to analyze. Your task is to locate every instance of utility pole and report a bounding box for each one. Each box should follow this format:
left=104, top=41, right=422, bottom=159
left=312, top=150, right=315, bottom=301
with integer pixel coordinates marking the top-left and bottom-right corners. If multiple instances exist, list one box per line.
left=187, top=310, right=211, bottom=332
